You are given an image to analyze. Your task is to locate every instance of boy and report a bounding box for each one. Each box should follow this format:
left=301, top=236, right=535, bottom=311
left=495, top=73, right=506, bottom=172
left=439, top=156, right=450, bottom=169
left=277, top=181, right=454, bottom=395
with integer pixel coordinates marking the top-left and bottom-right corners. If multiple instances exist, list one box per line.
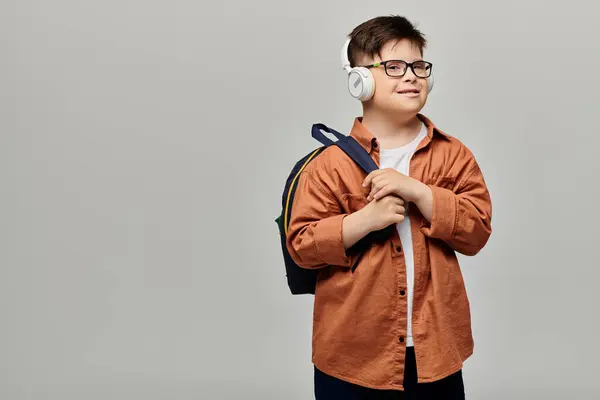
left=286, top=15, right=492, bottom=399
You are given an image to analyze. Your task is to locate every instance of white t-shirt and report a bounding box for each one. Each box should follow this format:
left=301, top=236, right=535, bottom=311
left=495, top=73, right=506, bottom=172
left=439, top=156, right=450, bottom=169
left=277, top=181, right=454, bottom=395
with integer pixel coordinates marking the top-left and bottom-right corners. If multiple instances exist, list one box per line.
left=378, top=121, right=427, bottom=347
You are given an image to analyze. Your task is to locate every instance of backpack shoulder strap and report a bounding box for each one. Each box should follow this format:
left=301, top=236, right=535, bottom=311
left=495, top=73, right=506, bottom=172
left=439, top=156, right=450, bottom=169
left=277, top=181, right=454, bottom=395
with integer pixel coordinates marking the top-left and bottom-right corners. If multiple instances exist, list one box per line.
left=310, top=123, right=389, bottom=273
left=311, top=123, right=378, bottom=174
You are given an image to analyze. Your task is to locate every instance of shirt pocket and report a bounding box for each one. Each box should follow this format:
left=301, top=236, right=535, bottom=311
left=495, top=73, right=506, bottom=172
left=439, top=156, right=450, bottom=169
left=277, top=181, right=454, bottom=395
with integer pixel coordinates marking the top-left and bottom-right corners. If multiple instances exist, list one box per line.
left=341, top=193, right=369, bottom=214
left=425, top=174, right=458, bottom=191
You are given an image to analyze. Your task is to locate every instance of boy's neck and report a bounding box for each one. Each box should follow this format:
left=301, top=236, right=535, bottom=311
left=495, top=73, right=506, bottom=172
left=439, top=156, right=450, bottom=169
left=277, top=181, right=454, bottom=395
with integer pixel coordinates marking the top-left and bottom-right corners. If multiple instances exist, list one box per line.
left=361, top=108, right=423, bottom=149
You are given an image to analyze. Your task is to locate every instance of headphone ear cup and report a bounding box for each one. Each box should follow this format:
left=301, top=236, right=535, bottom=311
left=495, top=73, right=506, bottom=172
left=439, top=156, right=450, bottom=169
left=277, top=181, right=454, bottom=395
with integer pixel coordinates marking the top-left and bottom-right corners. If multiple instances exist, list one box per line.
left=347, top=67, right=375, bottom=101
left=427, top=74, right=434, bottom=94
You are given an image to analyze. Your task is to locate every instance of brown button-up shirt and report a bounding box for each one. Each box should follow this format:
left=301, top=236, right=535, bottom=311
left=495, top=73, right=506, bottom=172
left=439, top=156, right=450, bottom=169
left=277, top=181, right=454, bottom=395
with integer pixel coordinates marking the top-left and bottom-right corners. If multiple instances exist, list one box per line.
left=286, top=114, right=492, bottom=390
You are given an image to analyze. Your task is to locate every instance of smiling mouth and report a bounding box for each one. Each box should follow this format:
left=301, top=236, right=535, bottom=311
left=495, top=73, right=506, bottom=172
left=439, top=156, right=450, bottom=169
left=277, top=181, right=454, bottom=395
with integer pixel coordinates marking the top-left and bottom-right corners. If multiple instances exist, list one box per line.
left=397, top=90, right=420, bottom=97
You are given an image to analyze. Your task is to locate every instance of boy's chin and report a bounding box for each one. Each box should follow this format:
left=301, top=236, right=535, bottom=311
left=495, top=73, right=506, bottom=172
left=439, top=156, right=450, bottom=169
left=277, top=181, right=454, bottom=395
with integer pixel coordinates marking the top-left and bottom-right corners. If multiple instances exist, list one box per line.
left=385, top=102, right=424, bottom=115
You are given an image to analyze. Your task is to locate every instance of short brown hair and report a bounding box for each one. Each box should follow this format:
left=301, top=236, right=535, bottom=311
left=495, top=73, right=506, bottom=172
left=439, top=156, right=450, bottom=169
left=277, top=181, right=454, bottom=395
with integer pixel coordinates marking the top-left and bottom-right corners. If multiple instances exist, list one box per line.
left=347, top=15, right=427, bottom=67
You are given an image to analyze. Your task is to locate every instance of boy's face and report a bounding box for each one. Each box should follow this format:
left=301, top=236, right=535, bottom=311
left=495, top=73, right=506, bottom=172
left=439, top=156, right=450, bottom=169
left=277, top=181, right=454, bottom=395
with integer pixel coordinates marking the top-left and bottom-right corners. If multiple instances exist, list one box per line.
left=358, top=39, right=430, bottom=116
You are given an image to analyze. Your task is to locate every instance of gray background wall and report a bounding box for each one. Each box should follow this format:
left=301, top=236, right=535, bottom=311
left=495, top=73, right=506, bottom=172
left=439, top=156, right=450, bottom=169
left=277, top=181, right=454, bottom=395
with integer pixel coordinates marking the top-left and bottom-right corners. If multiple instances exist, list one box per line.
left=2, top=0, right=599, bottom=399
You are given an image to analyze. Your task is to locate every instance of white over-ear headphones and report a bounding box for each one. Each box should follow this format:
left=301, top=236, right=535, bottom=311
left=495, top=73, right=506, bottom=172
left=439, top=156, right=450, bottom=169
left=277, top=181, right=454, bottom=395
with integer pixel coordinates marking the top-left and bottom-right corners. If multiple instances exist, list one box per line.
left=341, top=37, right=434, bottom=101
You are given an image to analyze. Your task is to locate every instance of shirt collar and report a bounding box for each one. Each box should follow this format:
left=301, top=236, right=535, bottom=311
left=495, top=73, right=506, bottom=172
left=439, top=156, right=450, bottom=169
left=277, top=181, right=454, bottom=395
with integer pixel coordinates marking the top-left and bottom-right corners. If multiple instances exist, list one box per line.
left=349, top=113, right=450, bottom=154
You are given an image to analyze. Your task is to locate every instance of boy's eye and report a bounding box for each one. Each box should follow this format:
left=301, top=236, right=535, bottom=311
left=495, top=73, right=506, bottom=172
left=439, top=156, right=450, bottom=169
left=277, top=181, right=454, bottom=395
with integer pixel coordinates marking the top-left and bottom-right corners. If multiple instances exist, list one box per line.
left=386, top=61, right=405, bottom=71
left=413, top=61, right=429, bottom=71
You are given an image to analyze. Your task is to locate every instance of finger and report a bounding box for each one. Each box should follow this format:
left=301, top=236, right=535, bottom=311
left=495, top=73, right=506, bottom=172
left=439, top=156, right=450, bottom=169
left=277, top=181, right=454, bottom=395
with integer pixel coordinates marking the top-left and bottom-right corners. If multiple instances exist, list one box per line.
left=371, top=174, right=388, bottom=186
left=367, top=179, right=386, bottom=200
left=367, top=185, right=381, bottom=201
left=362, top=171, right=377, bottom=187
left=368, top=181, right=387, bottom=200
left=362, top=169, right=384, bottom=187
left=372, top=185, right=395, bottom=200
left=394, top=196, right=405, bottom=206
left=396, top=205, right=406, bottom=215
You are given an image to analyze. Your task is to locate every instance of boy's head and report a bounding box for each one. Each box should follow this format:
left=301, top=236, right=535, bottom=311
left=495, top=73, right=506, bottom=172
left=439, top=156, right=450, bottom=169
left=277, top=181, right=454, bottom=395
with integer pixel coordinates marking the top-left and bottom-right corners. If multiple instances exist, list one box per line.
left=342, top=15, right=431, bottom=117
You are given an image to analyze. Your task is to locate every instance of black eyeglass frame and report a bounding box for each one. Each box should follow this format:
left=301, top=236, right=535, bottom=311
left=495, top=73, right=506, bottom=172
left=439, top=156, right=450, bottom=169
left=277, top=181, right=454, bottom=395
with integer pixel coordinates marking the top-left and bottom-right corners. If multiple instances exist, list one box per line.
left=362, top=60, right=433, bottom=78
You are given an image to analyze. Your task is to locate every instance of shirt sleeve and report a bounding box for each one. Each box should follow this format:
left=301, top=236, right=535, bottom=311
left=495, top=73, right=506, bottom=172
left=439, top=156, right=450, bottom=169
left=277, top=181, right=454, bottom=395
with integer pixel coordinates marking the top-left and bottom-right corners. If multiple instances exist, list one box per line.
left=420, top=158, right=492, bottom=256
left=285, top=170, right=360, bottom=269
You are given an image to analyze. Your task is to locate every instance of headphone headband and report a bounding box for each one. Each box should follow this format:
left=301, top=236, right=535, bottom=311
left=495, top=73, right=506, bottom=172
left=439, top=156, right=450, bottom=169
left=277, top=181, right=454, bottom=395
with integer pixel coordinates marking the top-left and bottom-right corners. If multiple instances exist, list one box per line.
left=341, top=37, right=352, bottom=73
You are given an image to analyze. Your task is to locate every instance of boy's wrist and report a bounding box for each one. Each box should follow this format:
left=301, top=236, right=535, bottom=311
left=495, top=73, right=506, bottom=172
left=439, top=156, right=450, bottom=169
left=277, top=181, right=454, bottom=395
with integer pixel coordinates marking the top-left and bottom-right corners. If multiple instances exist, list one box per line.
left=413, top=181, right=431, bottom=205
left=342, top=209, right=372, bottom=250
left=355, top=207, right=375, bottom=235
left=413, top=181, right=434, bottom=221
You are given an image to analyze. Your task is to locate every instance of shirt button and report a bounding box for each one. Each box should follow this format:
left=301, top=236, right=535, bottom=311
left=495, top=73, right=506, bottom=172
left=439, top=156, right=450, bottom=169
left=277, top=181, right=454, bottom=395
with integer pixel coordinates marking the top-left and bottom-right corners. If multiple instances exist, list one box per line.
left=399, top=336, right=405, bottom=343
left=400, top=290, right=406, bottom=296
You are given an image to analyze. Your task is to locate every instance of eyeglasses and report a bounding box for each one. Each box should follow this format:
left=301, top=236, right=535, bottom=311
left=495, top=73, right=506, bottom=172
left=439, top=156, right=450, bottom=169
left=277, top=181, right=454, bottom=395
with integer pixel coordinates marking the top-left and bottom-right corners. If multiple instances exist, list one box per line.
left=363, top=60, right=433, bottom=78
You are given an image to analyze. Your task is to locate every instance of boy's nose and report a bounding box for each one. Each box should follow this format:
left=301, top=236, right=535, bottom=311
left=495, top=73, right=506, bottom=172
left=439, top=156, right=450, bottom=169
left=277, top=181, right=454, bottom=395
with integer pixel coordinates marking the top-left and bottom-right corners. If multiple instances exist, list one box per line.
left=402, top=69, right=418, bottom=82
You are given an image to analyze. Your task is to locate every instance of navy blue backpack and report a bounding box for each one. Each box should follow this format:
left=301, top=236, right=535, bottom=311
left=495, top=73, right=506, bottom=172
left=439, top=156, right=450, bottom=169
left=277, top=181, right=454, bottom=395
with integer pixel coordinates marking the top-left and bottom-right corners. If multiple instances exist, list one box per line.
left=275, top=123, right=393, bottom=295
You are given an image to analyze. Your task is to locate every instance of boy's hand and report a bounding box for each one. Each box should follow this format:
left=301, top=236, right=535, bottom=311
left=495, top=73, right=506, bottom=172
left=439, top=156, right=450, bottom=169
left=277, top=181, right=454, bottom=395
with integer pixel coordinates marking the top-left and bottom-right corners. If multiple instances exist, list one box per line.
left=343, top=194, right=405, bottom=249
left=359, top=194, right=406, bottom=233
left=362, top=168, right=426, bottom=204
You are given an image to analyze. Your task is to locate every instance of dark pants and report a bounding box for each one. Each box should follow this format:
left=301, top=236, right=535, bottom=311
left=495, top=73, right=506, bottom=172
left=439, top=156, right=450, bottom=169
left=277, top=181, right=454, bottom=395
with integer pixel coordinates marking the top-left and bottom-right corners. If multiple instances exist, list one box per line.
left=314, top=347, right=465, bottom=400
